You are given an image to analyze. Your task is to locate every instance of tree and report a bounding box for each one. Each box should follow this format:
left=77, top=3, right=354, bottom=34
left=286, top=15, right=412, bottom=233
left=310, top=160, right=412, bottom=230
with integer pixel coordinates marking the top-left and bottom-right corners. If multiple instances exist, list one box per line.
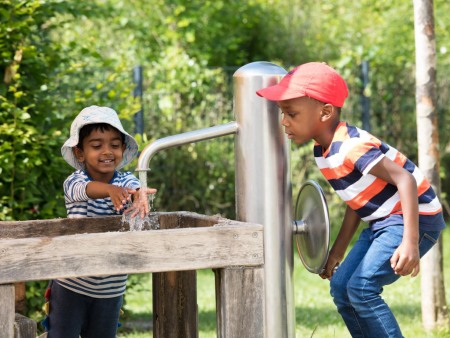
left=413, top=0, right=449, bottom=330
left=0, top=0, right=71, bottom=221
left=0, top=0, right=141, bottom=222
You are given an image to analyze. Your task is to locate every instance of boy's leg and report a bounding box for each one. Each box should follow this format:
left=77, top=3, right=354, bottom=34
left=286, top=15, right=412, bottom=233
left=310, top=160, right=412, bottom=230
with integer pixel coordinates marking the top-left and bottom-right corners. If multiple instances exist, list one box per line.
left=82, top=295, right=123, bottom=338
left=346, top=225, right=403, bottom=338
left=330, top=228, right=372, bottom=338
left=47, top=282, right=87, bottom=338
left=346, top=226, right=440, bottom=338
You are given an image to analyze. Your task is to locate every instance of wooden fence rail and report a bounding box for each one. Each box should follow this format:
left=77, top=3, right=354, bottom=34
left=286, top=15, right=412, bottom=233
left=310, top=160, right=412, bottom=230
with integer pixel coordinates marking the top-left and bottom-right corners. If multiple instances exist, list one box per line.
left=0, top=212, right=264, bottom=338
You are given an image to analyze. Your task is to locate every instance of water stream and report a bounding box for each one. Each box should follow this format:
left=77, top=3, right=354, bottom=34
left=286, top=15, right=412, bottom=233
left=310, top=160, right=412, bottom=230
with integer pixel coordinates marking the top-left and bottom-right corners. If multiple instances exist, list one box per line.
left=120, top=171, right=159, bottom=231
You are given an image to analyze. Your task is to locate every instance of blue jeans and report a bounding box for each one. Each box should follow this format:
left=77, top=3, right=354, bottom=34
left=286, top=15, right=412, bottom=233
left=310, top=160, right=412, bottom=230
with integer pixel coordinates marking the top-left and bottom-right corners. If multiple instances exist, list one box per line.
left=47, top=281, right=123, bottom=338
left=330, top=226, right=441, bottom=338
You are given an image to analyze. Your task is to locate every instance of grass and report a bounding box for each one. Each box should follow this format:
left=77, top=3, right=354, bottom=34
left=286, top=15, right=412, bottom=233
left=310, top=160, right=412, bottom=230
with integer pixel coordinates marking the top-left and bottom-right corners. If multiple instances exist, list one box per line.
left=118, top=227, right=450, bottom=338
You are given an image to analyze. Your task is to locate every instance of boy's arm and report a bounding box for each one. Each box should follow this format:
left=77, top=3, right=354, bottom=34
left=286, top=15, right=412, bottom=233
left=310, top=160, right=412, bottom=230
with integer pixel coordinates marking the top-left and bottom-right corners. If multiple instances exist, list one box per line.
left=320, top=205, right=360, bottom=280
left=86, top=181, right=131, bottom=212
left=368, top=156, right=420, bottom=277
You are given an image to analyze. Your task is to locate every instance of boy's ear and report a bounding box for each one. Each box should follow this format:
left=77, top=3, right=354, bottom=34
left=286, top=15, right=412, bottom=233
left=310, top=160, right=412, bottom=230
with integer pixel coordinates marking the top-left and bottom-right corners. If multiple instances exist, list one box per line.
left=320, top=104, right=335, bottom=122
left=73, top=147, right=85, bottom=163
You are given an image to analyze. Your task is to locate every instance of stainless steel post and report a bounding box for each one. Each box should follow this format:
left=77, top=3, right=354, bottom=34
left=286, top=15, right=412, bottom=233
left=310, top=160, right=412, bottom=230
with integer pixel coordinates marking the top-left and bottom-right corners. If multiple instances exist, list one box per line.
left=233, top=62, right=294, bottom=338
left=135, top=61, right=294, bottom=338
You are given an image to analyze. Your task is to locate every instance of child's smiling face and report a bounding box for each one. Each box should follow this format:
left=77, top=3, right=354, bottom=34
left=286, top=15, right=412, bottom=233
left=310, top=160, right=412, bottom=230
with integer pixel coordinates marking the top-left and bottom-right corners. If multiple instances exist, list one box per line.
left=74, top=127, right=125, bottom=182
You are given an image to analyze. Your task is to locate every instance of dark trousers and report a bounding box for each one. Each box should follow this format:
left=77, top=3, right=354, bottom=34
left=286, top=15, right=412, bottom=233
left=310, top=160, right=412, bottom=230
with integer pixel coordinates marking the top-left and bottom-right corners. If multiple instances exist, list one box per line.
left=47, top=281, right=122, bottom=338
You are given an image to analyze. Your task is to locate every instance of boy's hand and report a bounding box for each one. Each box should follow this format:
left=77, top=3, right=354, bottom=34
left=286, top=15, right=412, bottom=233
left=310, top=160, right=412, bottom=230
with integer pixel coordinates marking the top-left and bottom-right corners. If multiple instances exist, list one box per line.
left=319, top=253, right=341, bottom=280
left=390, top=241, right=420, bottom=277
left=108, top=186, right=133, bottom=212
left=125, top=187, right=157, bottom=219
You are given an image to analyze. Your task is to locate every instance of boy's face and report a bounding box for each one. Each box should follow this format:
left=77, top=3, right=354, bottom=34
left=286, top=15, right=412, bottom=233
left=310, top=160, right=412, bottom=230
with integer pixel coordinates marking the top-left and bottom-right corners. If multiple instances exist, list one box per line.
left=278, top=96, right=326, bottom=145
left=74, top=127, right=125, bottom=182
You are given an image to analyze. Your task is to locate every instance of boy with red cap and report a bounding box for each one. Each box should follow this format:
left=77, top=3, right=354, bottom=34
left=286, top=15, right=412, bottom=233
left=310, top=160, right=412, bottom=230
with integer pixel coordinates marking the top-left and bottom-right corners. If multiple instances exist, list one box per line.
left=257, top=62, right=445, bottom=337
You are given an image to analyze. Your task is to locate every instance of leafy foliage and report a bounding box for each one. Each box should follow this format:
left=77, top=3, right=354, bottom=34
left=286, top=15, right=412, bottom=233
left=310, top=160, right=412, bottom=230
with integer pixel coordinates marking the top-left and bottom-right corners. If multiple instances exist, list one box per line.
left=0, top=0, right=140, bottom=221
left=3, top=0, right=448, bottom=221
left=0, top=0, right=70, bottom=220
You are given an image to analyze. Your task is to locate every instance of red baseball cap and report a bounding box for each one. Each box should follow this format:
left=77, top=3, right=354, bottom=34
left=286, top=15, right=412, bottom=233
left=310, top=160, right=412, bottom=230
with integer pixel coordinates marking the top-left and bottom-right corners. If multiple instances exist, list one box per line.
left=256, top=62, right=348, bottom=107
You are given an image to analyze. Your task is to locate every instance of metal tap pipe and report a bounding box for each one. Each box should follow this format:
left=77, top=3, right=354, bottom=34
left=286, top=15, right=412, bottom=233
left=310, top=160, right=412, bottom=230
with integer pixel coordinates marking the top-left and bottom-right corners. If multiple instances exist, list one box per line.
left=135, top=122, right=239, bottom=171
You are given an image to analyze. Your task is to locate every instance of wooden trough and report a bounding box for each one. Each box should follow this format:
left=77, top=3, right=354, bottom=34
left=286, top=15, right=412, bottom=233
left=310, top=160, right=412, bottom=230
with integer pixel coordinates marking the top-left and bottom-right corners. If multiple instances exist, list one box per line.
left=0, top=212, right=264, bottom=338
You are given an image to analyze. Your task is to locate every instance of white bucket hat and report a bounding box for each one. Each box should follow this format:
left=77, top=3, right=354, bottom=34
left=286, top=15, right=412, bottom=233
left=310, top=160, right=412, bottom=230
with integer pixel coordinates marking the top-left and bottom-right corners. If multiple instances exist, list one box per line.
left=61, top=105, right=139, bottom=170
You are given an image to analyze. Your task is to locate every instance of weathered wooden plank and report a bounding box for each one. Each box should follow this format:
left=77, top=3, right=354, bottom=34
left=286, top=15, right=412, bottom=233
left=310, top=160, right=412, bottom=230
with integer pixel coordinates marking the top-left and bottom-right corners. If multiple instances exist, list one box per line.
left=0, top=216, right=123, bottom=239
left=215, top=267, right=265, bottom=338
left=0, top=212, right=221, bottom=239
left=178, top=212, right=222, bottom=228
left=0, top=222, right=263, bottom=284
left=0, top=284, right=14, bottom=338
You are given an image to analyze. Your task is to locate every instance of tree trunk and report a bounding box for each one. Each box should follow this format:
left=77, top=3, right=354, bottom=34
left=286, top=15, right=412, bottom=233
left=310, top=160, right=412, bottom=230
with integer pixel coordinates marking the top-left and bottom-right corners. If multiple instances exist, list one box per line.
left=14, top=282, right=27, bottom=314
left=413, top=0, right=450, bottom=330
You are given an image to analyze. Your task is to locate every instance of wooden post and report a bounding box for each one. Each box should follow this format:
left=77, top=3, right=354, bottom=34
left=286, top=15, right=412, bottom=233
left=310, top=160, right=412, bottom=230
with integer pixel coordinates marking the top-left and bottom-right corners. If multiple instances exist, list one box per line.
left=215, top=267, right=265, bottom=338
left=152, top=214, right=198, bottom=338
left=14, top=314, right=37, bottom=338
left=0, top=284, right=15, bottom=338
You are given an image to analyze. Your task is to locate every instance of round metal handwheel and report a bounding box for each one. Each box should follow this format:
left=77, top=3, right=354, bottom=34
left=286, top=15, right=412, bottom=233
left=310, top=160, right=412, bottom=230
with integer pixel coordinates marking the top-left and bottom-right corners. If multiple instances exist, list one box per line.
left=293, top=180, right=331, bottom=274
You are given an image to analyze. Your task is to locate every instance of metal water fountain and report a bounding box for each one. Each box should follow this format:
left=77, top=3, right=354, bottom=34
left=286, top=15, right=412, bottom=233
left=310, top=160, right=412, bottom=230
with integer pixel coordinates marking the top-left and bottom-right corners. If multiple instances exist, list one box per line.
left=136, top=61, right=331, bottom=338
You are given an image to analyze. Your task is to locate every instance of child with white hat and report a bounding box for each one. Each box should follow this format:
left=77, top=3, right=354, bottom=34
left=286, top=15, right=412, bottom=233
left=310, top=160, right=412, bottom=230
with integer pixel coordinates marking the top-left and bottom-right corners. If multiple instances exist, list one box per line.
left=43, top=105, right=156, bottom=337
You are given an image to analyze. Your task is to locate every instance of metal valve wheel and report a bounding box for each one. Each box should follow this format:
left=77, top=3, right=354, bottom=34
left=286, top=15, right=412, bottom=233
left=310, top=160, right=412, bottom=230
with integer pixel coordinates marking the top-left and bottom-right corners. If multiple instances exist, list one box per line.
left=293, top=180, right=331, bottom=274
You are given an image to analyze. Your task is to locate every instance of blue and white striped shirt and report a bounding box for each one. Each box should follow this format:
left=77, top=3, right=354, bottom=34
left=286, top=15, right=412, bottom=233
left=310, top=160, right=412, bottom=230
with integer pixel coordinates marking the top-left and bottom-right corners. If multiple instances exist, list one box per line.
left=57, top=170, right=140, bottom=298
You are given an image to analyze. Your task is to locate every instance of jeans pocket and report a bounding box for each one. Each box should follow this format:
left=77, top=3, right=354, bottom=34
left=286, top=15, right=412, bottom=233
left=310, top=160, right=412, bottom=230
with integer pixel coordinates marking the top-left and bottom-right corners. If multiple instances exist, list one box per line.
left=418, top=231, right=440, bottom=257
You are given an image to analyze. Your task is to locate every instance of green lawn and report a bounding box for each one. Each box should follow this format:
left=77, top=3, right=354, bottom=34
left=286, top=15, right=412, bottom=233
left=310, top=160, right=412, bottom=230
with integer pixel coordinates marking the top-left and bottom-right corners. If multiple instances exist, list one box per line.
left=118, top=227, right=450, bottom=338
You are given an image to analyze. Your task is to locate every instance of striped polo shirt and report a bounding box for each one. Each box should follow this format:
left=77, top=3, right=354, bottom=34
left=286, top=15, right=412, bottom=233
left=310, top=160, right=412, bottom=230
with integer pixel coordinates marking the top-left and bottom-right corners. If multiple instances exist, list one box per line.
left=314, top=122, right=445, bottom=231
left=57, top=170, right=140, bottom=298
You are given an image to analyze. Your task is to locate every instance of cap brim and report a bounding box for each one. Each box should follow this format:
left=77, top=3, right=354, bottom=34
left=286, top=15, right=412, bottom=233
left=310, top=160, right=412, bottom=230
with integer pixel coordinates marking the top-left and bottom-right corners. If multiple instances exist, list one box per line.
left=256, top=84, right=305, bottom=101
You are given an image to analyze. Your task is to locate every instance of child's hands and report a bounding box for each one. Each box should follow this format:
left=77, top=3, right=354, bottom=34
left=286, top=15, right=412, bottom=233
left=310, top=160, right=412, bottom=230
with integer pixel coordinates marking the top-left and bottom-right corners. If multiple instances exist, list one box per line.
left=108, top=186, right=133, bottom=212
left=125, top=187, right=158, bottom=219
left=319, top=253, right=340, bottom=280
left=390, top=241, right=420, bottom=277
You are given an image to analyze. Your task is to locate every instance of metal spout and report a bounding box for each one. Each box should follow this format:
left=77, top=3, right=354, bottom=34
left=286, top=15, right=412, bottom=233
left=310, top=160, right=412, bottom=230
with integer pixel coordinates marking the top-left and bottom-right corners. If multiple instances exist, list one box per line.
left=136, top=122, right=239, bottom=171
